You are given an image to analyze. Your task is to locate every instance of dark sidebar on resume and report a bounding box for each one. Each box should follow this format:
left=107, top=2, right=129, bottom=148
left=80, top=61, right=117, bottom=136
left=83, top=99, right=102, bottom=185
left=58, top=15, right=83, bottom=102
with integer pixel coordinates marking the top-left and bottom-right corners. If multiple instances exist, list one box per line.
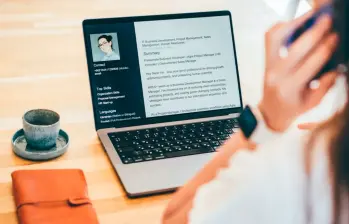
left=85, top=22, right=146, bottom=128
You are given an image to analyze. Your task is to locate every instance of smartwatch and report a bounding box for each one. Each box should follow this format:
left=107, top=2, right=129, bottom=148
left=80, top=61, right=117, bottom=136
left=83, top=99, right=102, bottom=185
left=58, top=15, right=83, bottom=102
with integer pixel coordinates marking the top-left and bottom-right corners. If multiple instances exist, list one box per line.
left=237, top=105, right=280, bottom=144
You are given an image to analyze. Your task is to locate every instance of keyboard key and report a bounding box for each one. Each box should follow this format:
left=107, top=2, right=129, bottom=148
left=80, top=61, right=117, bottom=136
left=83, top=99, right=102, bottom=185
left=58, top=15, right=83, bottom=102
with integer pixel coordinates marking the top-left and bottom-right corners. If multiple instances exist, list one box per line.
left=179, top=130, right=187, bottom=135
left=209, top=136, right=218, bottom=141
left=154, top=153, right=166, bottom=160
left=197, top=133, right=206, bottom=138
left=173, top=146, right=181, bottom=151
left=132, top=141, right=140, bottom=145
left=216, top=131, right=225, bottom=135
left=144, top=144, right=155, bottom=149
left=144, top=155, right=153, bottom=161
left=159, top=137, right=167, bottom=142
left=143, top=150, right=153, bottom=155
left=188, top=133, right=195, bottom=138
left=183, top=139, right=193, bottom=144
left=183, top=145, right=192, bottom=150
left=181, top=135, right=188, bottom=139
left=211, top=141, right=220, bottom=147
left=168, top=142, right=176, bottom=146
left=162, top=142, right=171, bottom=147
left=170, top=130, right=178, bottom=135
left=153, top=148, right=163, bottom=154
left=149, top=139, right=158, bottom=143
left=197, top=127, right=205, bottom=132
left=168, top=136, right=178, bottom=141
left=207, top=131, right=214, bottom=136
left=114, top=137, right=121, bottom=142
left=136, top=145, right=145, bottom=150
left=119, top=154, right=127, bottom=158
left=140, top=140, right=149, bottom=144
left=155, top=143, right=166, bottom=148
left=133, top=151, right=143, bottom=156
left=132, top=136, right=141, bottom=140
left=192, top=143, right=200, bottom=149
left=201, top=142, right=211, bottom=147
left=163, top=147, right=173, bottom=152
left=225, top=124, right=233, bottom=129
left=134, top=156, right=143, bottom=162
left=118, top=147, right=135, bottom=153
left=176, top=140, right=184, bottom=145
left=122, top=157, right=133, bottom=164
left=115, top=142, right=131, bottom=148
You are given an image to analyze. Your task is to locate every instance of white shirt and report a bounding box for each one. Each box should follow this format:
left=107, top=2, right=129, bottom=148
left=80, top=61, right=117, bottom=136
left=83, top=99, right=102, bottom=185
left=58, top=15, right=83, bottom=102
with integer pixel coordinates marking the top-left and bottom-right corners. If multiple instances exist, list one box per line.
left=189, top=76, right=348, bottom=224
left=101, top=51, right=120, bottom=61
left=189, top=129, right=332, bottom=224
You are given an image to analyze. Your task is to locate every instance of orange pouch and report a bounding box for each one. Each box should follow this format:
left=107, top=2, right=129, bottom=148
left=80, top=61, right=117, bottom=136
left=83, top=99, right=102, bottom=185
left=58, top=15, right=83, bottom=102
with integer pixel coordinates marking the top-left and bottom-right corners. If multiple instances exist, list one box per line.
left=11, top=169, right=99, bottom=224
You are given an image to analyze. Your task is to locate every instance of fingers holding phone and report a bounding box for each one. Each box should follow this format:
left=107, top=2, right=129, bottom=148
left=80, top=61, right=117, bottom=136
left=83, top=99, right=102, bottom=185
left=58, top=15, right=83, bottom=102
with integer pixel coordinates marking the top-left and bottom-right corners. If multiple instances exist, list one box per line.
left=264, top=10, right=314, bottom=71
left=285, top=15, right=333, bottom=70
left=259, top=5, right=340, bottom=132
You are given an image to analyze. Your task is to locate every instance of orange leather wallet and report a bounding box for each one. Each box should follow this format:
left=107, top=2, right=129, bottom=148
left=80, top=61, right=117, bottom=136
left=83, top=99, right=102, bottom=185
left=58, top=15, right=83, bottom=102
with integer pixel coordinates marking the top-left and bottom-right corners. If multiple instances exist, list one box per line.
left=11, top=169, right=99, bottom=224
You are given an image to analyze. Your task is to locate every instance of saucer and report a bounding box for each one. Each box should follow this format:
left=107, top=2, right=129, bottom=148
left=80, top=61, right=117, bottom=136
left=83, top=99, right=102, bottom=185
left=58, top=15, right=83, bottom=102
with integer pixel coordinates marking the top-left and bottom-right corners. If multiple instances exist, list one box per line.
left=12, top=129, right=69, bottom=161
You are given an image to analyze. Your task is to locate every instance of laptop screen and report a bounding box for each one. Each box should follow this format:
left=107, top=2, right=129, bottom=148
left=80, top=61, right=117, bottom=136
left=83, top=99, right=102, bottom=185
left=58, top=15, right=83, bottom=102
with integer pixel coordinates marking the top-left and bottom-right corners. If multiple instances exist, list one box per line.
left=83, top=11, right=243, bottom=130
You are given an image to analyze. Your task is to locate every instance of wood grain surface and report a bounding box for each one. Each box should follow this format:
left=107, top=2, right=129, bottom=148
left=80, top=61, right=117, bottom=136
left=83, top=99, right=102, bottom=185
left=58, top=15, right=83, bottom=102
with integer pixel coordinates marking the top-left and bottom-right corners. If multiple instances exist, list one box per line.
left=0, top=0, right=277, bottom=223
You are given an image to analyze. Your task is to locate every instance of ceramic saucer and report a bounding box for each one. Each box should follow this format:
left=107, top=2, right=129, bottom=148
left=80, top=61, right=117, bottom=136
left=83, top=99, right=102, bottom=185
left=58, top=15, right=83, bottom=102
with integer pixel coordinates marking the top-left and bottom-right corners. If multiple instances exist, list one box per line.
left=12, top=129, right=69, bottom=161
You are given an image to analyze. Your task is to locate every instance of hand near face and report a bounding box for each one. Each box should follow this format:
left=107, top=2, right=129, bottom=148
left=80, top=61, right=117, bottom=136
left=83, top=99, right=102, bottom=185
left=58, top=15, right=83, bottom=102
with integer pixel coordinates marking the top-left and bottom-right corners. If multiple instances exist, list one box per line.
left=259, top=11, right=338, bottom=132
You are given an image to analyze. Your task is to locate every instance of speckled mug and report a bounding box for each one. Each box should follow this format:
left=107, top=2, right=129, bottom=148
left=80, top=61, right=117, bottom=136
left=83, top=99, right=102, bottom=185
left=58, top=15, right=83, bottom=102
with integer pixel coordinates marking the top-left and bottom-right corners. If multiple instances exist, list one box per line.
left=23, top=109, right=60, bottom=150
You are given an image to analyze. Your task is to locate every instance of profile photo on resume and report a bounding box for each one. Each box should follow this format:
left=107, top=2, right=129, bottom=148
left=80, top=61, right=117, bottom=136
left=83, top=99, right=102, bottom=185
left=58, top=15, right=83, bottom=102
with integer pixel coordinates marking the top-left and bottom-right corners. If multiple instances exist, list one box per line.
left=90, top=33, right=121, bottom=62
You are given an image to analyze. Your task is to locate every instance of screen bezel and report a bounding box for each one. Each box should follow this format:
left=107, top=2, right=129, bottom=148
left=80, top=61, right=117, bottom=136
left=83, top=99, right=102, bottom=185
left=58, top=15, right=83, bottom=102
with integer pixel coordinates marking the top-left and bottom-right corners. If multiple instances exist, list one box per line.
left=83, top=10, right=243, bottom=130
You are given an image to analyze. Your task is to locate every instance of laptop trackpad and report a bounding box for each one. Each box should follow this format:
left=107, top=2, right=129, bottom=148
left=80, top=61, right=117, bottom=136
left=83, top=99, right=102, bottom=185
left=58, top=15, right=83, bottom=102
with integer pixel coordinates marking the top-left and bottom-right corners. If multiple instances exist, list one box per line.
left=115, top=153, right=214, bottom=197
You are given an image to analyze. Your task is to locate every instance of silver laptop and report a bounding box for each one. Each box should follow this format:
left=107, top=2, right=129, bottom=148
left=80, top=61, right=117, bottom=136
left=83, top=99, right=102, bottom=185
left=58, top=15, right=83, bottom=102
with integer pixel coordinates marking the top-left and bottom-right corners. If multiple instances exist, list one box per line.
left=82, top=10, right=243, bottom=197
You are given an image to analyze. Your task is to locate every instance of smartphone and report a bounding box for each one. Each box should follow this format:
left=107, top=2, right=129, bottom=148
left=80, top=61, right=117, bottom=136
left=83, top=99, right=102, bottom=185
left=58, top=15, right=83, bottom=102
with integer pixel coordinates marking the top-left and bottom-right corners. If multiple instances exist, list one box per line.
left=285, top=4, right=337, bottom=80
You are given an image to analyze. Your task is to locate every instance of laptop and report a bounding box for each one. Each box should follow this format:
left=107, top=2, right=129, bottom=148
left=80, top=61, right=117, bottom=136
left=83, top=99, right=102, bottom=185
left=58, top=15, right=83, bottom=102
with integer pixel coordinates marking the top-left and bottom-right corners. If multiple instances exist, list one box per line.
left=82, top=10, right=243, bottom=197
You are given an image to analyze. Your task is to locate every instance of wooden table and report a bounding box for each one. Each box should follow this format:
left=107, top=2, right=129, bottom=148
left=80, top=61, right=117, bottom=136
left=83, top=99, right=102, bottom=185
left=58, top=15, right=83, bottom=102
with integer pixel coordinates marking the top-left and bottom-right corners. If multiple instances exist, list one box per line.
left=0, top=0, right=278, bottom=223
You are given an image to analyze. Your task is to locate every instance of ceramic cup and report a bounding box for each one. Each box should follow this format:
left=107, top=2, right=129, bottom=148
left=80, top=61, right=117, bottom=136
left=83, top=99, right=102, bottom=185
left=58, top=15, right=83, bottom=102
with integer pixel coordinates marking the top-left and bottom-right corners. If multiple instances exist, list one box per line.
left=23, top=109, right=60, bottom=150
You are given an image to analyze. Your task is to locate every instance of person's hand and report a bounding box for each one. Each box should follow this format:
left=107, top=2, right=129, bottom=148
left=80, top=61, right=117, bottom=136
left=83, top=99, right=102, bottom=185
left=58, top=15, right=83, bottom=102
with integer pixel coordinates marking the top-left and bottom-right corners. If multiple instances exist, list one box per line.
left=259, top=12, right=338, bottom=132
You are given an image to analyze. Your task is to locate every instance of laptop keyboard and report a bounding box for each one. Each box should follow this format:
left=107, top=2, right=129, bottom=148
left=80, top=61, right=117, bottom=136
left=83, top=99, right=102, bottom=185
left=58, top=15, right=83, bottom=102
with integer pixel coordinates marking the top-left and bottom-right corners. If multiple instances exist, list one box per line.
left=108, top=119, right=239, bottom=164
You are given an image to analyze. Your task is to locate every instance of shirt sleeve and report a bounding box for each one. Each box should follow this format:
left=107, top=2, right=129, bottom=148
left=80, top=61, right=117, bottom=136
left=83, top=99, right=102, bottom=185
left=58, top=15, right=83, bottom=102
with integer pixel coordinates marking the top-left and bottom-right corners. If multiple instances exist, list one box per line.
left=189, top=130, right=309, bottom=224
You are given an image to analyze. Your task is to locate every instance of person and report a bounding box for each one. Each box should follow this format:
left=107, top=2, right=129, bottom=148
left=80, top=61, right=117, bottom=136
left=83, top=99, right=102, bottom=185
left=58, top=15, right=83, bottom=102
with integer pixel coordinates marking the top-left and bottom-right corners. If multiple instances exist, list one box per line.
left=162, top=0, right=349, bottom=223
left=97, top=34, right=120, bottom=61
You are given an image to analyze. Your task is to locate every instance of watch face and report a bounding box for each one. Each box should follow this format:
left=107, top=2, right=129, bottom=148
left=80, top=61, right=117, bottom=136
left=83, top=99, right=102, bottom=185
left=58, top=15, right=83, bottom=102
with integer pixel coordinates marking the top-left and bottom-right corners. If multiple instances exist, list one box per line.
left=237, top=106, right=257, bottom=138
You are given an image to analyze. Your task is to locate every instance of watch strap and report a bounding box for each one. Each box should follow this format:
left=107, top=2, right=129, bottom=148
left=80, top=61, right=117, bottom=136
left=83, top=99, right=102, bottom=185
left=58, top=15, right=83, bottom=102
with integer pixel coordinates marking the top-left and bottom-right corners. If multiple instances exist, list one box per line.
left=238, top=105, right=281, bottom=144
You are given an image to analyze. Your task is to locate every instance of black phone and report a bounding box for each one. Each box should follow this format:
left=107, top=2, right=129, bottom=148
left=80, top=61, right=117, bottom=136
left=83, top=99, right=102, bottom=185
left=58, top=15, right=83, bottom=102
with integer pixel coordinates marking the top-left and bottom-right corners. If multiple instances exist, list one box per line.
left=285, top=4, right=337, bottom=80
